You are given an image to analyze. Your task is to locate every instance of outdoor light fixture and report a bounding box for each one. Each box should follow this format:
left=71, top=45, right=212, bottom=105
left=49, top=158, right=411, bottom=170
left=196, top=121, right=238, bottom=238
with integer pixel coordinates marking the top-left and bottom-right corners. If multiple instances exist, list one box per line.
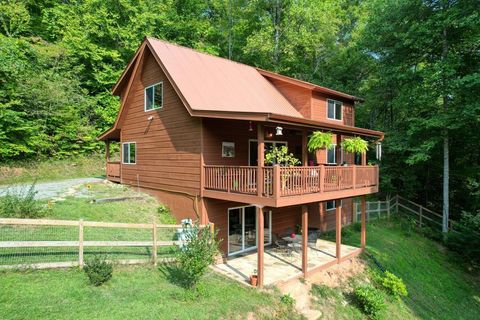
left=248, top=121, right=253, bottom=132
left=275, top=126, right=283, bottom=136
left=147, top=116, right=154, bottom=121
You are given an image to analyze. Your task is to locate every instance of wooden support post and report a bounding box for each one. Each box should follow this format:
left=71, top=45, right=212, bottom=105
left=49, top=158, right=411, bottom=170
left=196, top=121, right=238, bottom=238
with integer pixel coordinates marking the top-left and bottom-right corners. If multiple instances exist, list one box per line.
left=302, top=205, right=308, bottom=277
left=352, top=165, right=356, bottom=189
left=152, top=219, right=157, bottom=266
left=257, top=124, right=264, bottom=197
left=79, top=219, right=84, bottom=268
left=361, top=196, right=366, bottom=250
left=361, top=152, right=367, bottom=166
left=257, top=206, right=264, bottom=288
left=336, top=201, right=342, bottom=262
left=319, top=165, right=325, bottom=193
left=336, top=134, right=342, bottom=165
left=105, top=141, right=110, bottom=161
left=210, top=223, right=215, bottom=236
left=302, top=130, right=308, bottom=166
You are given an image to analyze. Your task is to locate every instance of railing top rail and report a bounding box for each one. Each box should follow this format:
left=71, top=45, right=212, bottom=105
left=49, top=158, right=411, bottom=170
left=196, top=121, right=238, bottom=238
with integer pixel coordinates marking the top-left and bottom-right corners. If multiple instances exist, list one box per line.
left=397, top=195, right=443, bottom=219
left=203, top=165, right=257, bottom=168
left=0, top=218, right=202, bottom=229
left=106, top=161, right=121, bottom=164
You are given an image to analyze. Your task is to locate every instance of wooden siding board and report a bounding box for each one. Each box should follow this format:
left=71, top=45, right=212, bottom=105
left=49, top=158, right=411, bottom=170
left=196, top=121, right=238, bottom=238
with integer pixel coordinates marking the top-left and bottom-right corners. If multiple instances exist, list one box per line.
left=119, top=48, right=201, bottom=200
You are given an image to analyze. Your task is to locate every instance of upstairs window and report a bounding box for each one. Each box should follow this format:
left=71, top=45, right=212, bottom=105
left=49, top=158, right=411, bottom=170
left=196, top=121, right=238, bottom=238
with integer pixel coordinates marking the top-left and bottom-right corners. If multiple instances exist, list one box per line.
left=327, top=99, right=342, bottom=121
left=327, top=145, right=336, bottom=164
left=145, top=82, right=163, bottom=111
left=122, top=142, right=136, bottom=164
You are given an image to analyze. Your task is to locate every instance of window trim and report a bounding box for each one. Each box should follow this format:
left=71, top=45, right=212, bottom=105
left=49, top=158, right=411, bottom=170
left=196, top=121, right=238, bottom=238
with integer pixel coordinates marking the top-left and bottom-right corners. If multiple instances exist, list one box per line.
left=144, top=82, right=164, bottom=112
left=326, top=98, right=343, bottom=121
left=327, top=144, right=337, bottom=165
left=122, top=142, right=136, bottom=164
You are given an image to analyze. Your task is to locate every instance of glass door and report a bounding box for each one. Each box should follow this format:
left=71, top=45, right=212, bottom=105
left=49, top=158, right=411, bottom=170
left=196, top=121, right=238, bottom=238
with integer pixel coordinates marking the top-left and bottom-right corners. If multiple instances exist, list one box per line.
left=228, top=208, right=243, bottom=255
left=228, top=206, right=272, bottom=256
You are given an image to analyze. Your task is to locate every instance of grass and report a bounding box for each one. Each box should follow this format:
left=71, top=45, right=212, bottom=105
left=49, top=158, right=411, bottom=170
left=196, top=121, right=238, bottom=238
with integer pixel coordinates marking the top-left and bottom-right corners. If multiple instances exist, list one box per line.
left=0, top=265, right=300, bottom=320
left=0, top=183, right=181, bottom=266
left=0, top=155, right=105, bottom=185
left=315, top=218, right=480, bottom=319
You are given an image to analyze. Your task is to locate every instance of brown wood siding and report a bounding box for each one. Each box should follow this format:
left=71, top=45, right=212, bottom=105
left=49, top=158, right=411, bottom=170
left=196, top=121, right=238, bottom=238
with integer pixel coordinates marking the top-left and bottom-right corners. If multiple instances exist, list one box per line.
left=203, top=119, right=302, bottom=165
left=119, top=49, right=202, bottom=198
left=204, top=198, right=354, bottom=254
left=268, top=79, right=312, bottom=118
left=311, top=92, right=354, bottom=126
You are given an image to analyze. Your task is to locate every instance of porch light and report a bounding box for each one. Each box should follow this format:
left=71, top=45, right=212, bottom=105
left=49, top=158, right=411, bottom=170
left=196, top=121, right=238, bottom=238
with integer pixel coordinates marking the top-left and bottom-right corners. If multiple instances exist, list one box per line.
left=275, top=126, right=283, bottom=136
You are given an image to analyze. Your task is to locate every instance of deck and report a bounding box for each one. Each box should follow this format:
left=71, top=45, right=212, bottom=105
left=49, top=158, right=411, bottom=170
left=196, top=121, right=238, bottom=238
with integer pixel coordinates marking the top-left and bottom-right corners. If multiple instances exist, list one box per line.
left=212, top=240, right=361, bottom=286
left=203, top=165, right=379, bottom=207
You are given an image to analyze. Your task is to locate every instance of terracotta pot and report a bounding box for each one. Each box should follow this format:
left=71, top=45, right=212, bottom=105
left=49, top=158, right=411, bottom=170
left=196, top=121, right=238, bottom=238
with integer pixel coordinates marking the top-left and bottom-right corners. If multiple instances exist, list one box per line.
left=250, top=275, right=258, bottom=287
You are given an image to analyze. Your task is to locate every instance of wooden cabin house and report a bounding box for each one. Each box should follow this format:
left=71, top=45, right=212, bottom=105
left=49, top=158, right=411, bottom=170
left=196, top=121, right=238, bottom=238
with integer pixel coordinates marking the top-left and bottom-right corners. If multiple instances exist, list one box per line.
left=99, top=37, right=384, bottom=287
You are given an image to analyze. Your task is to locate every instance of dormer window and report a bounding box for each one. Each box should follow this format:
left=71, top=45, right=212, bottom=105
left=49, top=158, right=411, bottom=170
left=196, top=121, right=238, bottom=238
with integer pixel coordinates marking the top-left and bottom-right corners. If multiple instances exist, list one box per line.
left=327, top=99, right=342, bottom=121
left=145, top=82, right=163, bottom=111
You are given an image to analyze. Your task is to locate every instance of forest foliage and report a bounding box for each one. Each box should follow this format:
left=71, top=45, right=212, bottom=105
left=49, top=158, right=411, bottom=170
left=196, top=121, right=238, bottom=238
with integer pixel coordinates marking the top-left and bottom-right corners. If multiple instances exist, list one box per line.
left=0, top=0, right=479, bottom=217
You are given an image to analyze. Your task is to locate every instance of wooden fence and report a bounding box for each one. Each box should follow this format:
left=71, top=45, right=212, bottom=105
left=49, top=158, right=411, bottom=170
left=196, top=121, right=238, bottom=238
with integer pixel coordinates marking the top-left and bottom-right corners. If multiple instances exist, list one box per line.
left=0, top=218, right=210, bottom=270
left=354, top=195, right=455, bottom=233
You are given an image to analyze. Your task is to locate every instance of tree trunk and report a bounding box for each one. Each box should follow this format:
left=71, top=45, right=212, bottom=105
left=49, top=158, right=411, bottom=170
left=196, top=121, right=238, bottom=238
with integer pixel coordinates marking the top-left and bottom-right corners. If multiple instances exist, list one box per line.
left=441, top=24, right=449, bottom=234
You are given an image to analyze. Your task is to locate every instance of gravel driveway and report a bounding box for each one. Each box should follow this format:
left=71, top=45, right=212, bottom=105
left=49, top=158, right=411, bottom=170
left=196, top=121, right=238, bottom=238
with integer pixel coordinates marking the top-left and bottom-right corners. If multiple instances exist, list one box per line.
left=0, top=177, right=104, bottom=200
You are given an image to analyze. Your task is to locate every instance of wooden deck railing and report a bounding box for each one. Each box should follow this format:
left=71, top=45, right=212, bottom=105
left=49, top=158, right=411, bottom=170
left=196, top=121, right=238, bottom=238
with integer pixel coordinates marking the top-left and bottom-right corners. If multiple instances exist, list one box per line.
left=203, top=165, right=379, bottom=198
left=106, top=161, right=121, bottom=182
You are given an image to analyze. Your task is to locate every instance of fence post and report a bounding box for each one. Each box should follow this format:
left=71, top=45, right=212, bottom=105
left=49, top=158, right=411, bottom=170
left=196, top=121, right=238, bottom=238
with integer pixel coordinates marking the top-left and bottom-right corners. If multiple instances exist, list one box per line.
left=396, top=195, right=399, bottom=214
left=353, top=201, right=358, bottom=223
left=152, top=219, right=158, bottom=266
left=386, top=196, right=391, bottom=219
left=377, top=200, right=381, bottom=218
left=419, top=207, right=423, bottom=228
left=79, top=219, right=84, bottom=268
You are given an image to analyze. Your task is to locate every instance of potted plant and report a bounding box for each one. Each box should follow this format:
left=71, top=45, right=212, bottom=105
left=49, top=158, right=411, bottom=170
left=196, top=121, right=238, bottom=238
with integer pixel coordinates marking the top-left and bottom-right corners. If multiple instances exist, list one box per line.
left=307, top=131, right=333, bottom=153
left=250, top=269, right=258, bottom=286
left=341, top=136, right=369, bottom=154
left=264, top=146, right=301, bottom=190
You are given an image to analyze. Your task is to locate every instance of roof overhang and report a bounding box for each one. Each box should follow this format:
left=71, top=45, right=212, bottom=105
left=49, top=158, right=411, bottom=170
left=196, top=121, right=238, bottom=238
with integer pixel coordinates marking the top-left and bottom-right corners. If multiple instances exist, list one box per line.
left=257, top=69, right=365, bottom=103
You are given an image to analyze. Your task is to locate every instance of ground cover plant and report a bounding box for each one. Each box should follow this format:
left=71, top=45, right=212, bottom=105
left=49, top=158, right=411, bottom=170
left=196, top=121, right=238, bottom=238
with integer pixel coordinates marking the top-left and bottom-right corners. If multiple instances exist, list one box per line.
left=314, top=218, right=480, bottom=319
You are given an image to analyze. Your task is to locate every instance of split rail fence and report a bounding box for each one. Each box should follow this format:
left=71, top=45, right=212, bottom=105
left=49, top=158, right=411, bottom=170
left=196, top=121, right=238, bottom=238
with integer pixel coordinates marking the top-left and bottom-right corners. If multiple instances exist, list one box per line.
left=0, top=218, right=210, bottom=270
left=354, top=195, right=453, bottom=232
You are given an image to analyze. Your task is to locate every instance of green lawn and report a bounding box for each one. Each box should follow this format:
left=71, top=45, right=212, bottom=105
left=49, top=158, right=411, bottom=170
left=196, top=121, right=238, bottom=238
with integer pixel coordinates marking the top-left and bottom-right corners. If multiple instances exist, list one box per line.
left=316, top=218, right=480, bottom=319
left=0, top=266, right=299, bottom=320
left=0, top=155, right=106, bottom=185
left=0, top=183, right=179, bottom=266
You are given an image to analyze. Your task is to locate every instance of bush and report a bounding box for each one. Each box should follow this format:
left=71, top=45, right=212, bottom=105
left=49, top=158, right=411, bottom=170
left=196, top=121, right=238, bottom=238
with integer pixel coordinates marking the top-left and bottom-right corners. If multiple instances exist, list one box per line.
left=381, top=271, right=408, bottom=297
left=175, top=225, right=219, bottom=289
left=157, top=204, right=176, bottom=224
left=84, top=256, right=113, bottom=286
left=354, top=285, right=385, bottom=319
left=445, top=211, right=480, bottom=268
left=0, top=183, right=46, bottom=218
left=280, top=294, right=295, bottom=309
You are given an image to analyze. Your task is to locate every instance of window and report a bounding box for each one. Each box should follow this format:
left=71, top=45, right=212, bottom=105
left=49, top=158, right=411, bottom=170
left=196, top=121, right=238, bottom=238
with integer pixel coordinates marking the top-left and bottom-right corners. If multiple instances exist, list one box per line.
left=326, top=200, right=342, bottom=211
left=326, top=200, right=336, bottom=211
left=144, top=82, right=163, bottom=111
left=222, top=142, right=235, bottom=158
left=122, top=142, right=136, bottom=164
left=327, top=145, right=336, bottom=164
left=327, top=99, right=342, bottom=120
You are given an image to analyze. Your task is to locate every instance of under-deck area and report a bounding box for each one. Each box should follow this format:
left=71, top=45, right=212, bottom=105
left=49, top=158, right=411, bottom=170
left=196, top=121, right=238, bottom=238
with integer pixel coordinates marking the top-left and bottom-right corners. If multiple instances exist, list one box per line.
left=212, top=240, right=361, bottom=286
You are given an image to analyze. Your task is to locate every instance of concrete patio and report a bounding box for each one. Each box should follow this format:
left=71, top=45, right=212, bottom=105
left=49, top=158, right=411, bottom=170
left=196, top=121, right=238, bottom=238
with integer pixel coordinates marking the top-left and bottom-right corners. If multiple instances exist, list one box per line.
left=212, top=239, right=360, bottom=286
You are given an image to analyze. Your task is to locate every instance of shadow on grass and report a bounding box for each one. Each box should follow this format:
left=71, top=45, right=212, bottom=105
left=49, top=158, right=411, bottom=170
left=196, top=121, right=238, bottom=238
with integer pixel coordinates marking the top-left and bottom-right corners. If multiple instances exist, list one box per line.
left=158, top=262, right=191, bottom=289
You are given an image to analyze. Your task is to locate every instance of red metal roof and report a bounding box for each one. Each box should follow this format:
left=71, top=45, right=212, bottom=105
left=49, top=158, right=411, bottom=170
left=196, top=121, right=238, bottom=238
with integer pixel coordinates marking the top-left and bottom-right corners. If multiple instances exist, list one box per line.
left=147, top=37, right=303, bottom=118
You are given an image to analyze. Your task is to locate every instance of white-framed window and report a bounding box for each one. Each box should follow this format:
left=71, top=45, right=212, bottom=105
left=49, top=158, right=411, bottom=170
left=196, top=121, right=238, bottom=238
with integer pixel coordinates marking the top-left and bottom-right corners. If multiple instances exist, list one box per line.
left=326, top=200, right=342, bottom=211
left=122, top=142, right=136, bottom=164
left=327, top=144, right=336, bottom=164
left=144, top=82, right=163, bottom=111
left=327, top=99, right=342, bottom=121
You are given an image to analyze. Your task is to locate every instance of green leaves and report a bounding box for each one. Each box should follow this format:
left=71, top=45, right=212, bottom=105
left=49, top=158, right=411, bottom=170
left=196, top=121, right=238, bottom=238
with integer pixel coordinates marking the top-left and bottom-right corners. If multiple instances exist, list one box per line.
left=264, top=145, right=300, bottom=166
left=307, top=131, right=333, bottom=152
left=341, top=137, right=368, bottom=154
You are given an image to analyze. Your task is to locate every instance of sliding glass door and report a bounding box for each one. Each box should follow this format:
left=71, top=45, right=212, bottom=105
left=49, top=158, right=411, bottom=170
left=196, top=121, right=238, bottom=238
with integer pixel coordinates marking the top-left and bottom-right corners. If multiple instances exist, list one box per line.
left=228, top=206, right=272, bottom=256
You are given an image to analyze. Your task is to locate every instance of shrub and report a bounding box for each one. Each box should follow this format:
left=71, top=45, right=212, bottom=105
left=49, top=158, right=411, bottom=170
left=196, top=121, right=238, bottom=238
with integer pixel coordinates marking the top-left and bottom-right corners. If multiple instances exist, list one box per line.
left=175, top=224, right=219, bottom=289
left=0, top=183, right=46, bottom=218
left=445, top=211, right=480, bottom=267
left=84, top=256, right=113, bottom=286
left=280, top=294, right=295, bottom=309
left=381, top=271, right=408, bottom=297
left=354, top=285, right=385, bottom=319
left=157, top=204, right=176, bottom=224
